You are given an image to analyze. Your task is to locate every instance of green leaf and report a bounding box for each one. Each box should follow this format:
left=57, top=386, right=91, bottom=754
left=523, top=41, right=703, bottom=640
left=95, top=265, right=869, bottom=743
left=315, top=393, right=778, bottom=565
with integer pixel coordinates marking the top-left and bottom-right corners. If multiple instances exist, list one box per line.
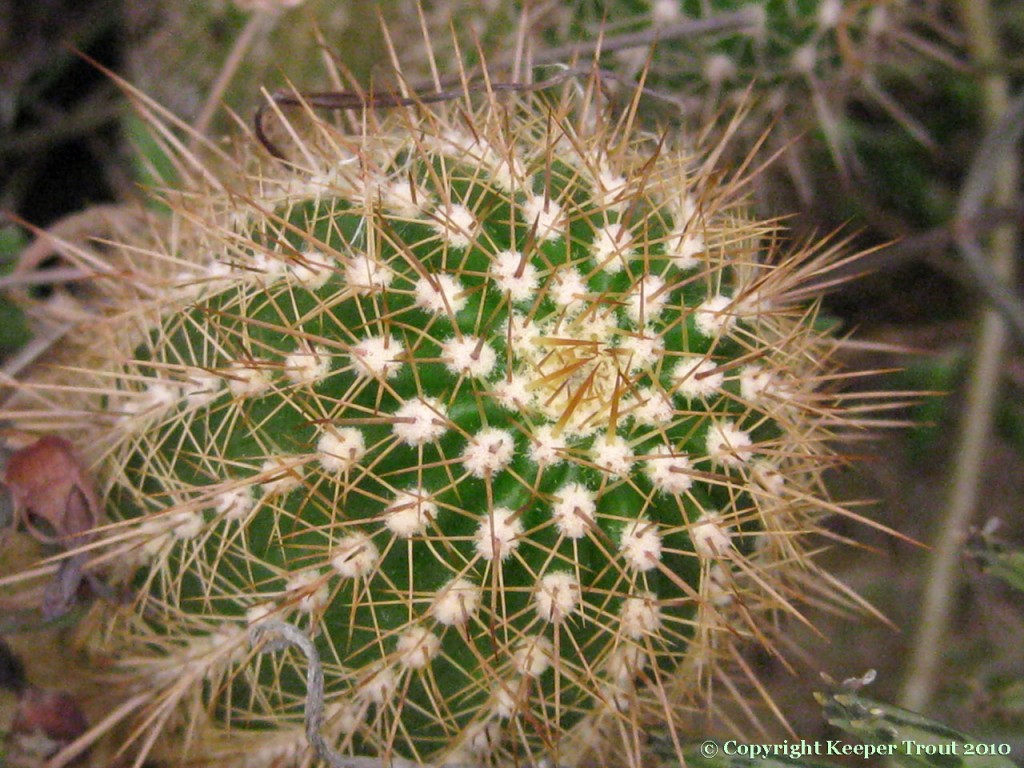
left=123, top=112, right=177, bottom=205
left=817, top=692, right=1018, bottom=768
left=976, top=545, right=1024, bottom=594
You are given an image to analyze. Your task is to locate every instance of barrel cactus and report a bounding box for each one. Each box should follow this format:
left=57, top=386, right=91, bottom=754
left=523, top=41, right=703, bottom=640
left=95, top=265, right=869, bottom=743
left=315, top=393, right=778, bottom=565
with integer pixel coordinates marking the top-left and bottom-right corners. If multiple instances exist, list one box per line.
left=4, top=66, right=869, bottom=767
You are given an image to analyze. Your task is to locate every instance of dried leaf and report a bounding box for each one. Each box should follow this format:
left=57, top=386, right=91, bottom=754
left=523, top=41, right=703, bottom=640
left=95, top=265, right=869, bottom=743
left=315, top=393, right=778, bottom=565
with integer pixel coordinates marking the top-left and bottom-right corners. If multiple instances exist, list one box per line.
left=3, top=436, right=104, bottom=618
left=3, top=436, right=101, bottom=544
left=6, top=687, right=90, bottom=767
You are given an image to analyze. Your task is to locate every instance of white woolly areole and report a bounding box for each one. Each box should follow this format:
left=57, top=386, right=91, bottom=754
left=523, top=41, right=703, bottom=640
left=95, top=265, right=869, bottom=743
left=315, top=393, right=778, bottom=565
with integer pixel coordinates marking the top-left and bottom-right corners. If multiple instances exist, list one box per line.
left=491, top=686, right=519, bottom=719
left=504, top=313, right=543, bottom=357
left=490, top=250, right=538, bottom=301
left=669, top=230, right=705, bottom=270
left=651, top=0, right=682, bottom=25
left=383, top=178, right=428, bottom=218
left=392, top=397, right=448, bottom=445
left=632, top=387, right=674, bottom=426
left=550, top=268, right=587, bottom=310
left=169, top=509, right=204, bottom=540
left=149, top=383, right=179, bottom=413
left=620, top=593, right=662, bottom=638
left=492, top=376, right=533, bottom=411
left=119, top=383, right=178, bottom=423
left=529, top=425, right=566, bottom=466
left=596, top=168, right=629, bottom=208
left=740, top=365, right=775, bottom=402
left=442, top=336, right=497, bottom=378
left=734, top=288, right=774, bottom=321
left=250, top=251, right=287, bottom=281
left=605, top=644, right=649, bottom=686
left=619, top=518, right=663, bottom=571
left=521, top=195, right=565, bottom=241
left=475, top=507, right=522, bottom=561
left=573, top=311, right=617, bottom=345
left=350, top=335, right=404, bottom=380
left=432, top=577, right=481, bottom=626
left=592, top=434, right=635, bottom=477
left=645, top=444, right=694, bottom=495
left=792, top=43, right=819, bottom=75
left=704, top=52, right=737, bottom=86
left=706, top=420, right=753, bottom=466
left=431, top=204, right=476, bottom=248
left=435, top=128, right=479, bottom=155
left=285, top=345, right=330, bottom=386
left=227, top=362, right=272, bottom=398
left=818, top=0, right=843, bottom=28
left=215, top=486, right=256, bottom=521
left=673, top=357, right=724, bottom=399
left=395, top=627, right=441, bottom=669
left=691, top=512, right=733, bottom=559
left=260, top=458, right=302, bottom=497
left=318, top=428, right=366, bottom=473
left=551, top=482, right=596, bottom=539
left=464, top=720, right=501, bottom=757
left=462, top=428, right=516, bottom=477
left=513, top=636, right=553, bottom=677
left=592, top=223, right=634, bottom=272
left=184, top=371, right=224, bottom=406
left=481, top=145, right=525, bottom=192
left=384, top=488, right=437, bottom=538
left=358, top=666, right=396, bottom=705
left=289, top=251, right=335, bottom=289
left=620, top=332, right=664, bottom=372
left=706, top=563, right=735, bottom=606
left=534, top=571, right=581, bottom=622
left=626, top=275, right=668, bottom=324
left=695, top=294, right=735, bottom=336
left=330, top=701, right=362, bottom=737
left=246, top=602, right=275, bottom=626
left=345, top=253, right=393, bottom=294
left=331, top=532, right=379, bottom=579
left=414, top=273, right=466, bottom=315
left=203, top=258, right=233, bottom=282
left=752, top=460, right=786, bottom=496
left=286, top=570, right=329, bottom=613
left=134, top=517, right=175, bottom=559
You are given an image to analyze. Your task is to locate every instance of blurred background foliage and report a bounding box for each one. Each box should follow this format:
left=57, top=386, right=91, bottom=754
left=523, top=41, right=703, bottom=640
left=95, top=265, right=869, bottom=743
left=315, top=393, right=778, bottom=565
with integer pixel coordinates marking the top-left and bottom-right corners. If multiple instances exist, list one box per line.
left=1, top=0, right=1023, bottom=765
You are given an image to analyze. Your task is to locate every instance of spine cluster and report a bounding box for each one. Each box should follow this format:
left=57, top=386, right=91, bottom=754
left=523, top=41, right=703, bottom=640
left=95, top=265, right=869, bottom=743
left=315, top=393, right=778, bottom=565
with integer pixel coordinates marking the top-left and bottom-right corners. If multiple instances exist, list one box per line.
left=5, top=71, right=860, bottom=767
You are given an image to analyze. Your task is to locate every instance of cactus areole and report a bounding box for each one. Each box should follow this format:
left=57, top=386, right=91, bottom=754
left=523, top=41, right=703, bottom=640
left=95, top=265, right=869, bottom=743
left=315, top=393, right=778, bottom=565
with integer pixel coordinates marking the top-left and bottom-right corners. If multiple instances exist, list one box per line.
left=6, top=72, right=860, bottom=766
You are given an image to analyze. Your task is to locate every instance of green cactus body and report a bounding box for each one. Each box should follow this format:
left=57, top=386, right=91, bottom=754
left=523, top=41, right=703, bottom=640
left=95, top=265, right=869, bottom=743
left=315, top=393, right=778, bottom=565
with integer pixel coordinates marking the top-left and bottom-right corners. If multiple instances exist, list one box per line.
left=5, top=75, right=852, bottom=766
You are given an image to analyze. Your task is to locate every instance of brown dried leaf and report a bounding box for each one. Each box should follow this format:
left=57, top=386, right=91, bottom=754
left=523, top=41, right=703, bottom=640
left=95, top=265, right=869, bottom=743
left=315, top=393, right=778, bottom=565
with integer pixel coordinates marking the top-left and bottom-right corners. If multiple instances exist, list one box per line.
left=3, top=436, right=101, bottom=544
left=3, top=436, right=104, bottom=619
left=6, top=687, right=90, bottom=767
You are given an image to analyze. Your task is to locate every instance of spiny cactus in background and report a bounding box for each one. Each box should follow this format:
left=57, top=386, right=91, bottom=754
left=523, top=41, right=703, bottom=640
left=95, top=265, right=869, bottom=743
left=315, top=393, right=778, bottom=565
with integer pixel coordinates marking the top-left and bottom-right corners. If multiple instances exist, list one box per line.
left=127, top=0, right=954, bottom=215
left=550, top=0, right=955, bottom=202
left=125, top=0, right=522, bottom=135
left=3, top=64, right=879, bottom=768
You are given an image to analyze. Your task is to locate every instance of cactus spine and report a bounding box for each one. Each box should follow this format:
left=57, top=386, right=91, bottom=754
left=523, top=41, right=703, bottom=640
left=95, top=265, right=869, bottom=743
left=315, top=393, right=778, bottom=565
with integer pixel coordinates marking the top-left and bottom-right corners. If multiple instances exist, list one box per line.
left=5, top=67, right=865, bottom=767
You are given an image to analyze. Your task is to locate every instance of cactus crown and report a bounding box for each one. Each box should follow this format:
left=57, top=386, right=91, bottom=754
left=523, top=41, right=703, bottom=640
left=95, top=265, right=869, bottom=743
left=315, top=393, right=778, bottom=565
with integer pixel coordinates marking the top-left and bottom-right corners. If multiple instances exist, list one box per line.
left=5, top=64, right=862, bottom=767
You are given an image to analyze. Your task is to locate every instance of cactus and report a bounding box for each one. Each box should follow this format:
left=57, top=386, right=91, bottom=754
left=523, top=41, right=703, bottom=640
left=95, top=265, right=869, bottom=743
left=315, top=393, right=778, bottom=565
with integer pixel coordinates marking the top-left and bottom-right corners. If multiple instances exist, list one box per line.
left=538, top=0, right=954, bottom=208
left=3, top=64, right=875, bottom=768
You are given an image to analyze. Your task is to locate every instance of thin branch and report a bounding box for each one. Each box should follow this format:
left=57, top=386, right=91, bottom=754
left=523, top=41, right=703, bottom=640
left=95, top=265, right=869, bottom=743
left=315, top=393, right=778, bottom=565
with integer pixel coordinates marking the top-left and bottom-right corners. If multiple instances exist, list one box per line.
left=249, top=621, right=564, bottom=768
left=947, top=90, right=1024, bottom=344
left=250, top=620, right=407, bottom=768
left=900, top=0, right=1020, bottom=713
left=518, top=8, right=762, bottom=69
left=253, top=8, right=761, bottom=160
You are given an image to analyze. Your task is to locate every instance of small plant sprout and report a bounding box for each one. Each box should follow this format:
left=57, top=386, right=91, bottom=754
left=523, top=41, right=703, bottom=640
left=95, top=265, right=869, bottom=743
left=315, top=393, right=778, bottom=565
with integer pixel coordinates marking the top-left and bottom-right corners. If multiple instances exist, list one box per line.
left=1, top=54, right=902, bottom=768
